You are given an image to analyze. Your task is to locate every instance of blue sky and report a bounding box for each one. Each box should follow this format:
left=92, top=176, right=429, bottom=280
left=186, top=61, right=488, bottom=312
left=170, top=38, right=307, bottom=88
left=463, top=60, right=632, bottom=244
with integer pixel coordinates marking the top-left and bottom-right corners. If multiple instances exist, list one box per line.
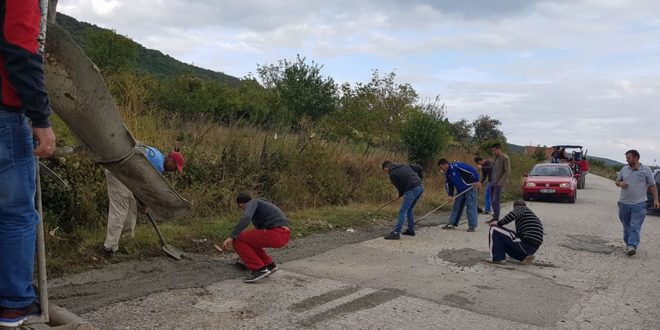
left=58, top=0, right=660, bottom=165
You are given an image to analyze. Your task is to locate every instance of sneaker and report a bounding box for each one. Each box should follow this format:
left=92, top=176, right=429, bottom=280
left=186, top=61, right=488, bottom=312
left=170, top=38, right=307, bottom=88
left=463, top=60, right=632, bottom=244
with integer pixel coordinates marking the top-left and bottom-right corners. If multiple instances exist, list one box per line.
left=384, top=231, right=400, bottom=240
left=0, top=301, right=40, bottom=327
left=101, top=247, right=114, bottom=259
left=402, top=229, right=416, bottom=236
left=266, top=262, right=279, bottom=275
left=484, top=258, right=506, bottom=265
left=521, top=255, right=535, bottom=265
left=244, top=269, right=271, bottom=283
left=626, top=246, right=636, bottom=257
left=477, top=207, right=484, bottom=213
left=484, top=211, right=490, bottom=215
left=466, top=228, right=476, bottom=232
left=442, top=224, right=456, bottom=230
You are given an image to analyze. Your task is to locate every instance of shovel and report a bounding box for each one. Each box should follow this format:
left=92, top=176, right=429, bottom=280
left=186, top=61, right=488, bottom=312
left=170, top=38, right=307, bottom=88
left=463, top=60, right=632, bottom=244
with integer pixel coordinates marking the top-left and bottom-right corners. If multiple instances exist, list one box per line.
left=145, top=211, right=184, bottom=260
left=363, top=196, right=400, bottom=220
left=415, top=185, right=474, bottom=225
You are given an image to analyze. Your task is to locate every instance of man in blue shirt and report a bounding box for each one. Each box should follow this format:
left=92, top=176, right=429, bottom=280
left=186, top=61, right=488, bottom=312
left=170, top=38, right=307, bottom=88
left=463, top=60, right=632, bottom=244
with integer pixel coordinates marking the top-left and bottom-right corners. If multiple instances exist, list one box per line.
left=438, top=159, right=481, bottom=232
left=102, top=146, right=184, bottom=257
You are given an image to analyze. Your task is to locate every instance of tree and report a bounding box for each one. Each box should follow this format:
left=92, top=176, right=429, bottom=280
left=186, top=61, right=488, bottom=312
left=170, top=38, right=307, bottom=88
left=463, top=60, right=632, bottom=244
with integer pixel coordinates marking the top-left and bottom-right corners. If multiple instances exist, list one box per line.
left=323, top=70, right=418, bottom=144
left=448, top=118, right=473, bottom=145
left=84, top=29, right=138, bottom=73
left=400, top=100, right=450, bottom=166
left=472, top=114, right=506, bottom=143
left=256, top=55, right=338, bottom=126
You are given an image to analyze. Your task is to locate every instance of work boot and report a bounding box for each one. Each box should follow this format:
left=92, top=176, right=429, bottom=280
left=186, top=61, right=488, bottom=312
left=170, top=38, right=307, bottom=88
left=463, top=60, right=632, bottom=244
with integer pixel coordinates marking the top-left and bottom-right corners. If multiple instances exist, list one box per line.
left=0, top=301, right=40, bottom=327
left=244, top=268, right=271, bottom=283
left=384, top=231, right=400, bottom=240
left=402, top=229, right=416, bottom=236
left=442, top=224, right=456, bottom=230
left=521, top=255, right=535, bottom=265
left=466, top=228, right=476, bottom=232
left=626, top=246, right=636, bottom=257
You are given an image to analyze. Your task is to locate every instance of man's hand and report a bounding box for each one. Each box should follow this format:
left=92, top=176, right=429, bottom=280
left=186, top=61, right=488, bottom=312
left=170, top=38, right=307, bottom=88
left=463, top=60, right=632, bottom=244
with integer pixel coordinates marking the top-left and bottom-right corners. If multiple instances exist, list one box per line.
left=472, top=182, right=482, bottom=189
left=654, top=199, right=660, bottom=209
left=487, top=220, right=498, bottom=226
left=33, top=127, right=56, bottom=158
left=222, top=237, right=234, bottom=251
left=448, top=196, right=454, bottom=203
left=617, top=180, right=629, bottom=189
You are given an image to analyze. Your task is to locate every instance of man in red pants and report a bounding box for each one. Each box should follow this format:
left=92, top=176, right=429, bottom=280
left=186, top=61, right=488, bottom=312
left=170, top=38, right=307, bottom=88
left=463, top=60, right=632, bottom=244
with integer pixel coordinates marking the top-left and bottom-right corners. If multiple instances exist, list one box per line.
left=222, top=193, right=290, bottom=283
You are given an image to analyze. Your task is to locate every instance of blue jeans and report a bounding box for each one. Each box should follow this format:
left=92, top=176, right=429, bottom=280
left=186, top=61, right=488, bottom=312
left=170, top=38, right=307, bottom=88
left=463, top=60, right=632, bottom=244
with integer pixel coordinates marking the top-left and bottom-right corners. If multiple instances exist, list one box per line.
left=483, top=182, right=492, bottom=212
left=490, top=183, right=503, bottom=220
left=449, top=188, right=478, bottom=229
left=618, top=201, right=647, bottom=248
left=393, top=185, right=424, bottom=233
left=0, top=110, right=38, bottom=309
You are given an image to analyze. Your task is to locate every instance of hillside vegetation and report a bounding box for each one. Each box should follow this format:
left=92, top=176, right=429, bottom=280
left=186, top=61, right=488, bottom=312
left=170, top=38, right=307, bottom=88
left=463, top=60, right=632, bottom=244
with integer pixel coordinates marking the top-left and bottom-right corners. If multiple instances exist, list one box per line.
left=42, top=14, right=608, bottom=275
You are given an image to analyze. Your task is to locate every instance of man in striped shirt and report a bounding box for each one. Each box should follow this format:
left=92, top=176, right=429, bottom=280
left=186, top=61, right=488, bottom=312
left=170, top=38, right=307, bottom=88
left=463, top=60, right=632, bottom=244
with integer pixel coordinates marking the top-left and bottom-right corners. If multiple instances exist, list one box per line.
left=486, top=200, right=543, bottom=265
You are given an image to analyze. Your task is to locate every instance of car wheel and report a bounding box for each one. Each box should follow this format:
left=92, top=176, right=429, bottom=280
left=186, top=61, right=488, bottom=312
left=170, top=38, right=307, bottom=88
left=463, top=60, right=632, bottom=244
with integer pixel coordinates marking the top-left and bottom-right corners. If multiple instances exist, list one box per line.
left=569, top=191, right=576, bottom=203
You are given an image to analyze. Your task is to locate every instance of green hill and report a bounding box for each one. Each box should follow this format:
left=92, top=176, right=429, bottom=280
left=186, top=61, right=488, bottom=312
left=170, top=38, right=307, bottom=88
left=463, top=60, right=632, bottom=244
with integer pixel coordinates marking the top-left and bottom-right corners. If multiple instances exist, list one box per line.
left=55, top=13, right=241, bottom=85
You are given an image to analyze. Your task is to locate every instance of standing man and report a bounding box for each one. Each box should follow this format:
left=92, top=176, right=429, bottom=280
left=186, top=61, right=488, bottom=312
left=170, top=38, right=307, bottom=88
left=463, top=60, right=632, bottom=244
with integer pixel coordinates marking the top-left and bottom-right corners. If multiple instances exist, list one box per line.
left=222, top=193, right=291, bottom=283
left=382, top=161, right=424, bottom=240
left=474, top=156, right=493, bottom=214
left=0, top=0, right=56, bottom=326
left=102, top=146, right=185, bottom=257
left=438, top=159, right=480, bottom=231
left=486, top=200, right=543, bottom=265
left=489, top=143, right=510, bottom=222
left=615, top=150, right=659, bottom=256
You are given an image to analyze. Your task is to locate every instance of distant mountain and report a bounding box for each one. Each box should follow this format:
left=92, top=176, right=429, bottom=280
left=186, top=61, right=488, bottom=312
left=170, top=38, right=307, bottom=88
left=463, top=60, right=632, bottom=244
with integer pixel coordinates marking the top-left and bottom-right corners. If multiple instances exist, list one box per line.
left=55, top=13, right=241, bottom=85
left=507, top=143, right=623, bottom=168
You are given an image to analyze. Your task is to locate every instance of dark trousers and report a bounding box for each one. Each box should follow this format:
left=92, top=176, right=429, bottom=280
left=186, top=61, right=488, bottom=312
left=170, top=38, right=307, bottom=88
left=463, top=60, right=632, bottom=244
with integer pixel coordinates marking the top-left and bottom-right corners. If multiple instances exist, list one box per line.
left=489, top=183, right=503, bottom=220
left=489, top=226, right=538, bottom=262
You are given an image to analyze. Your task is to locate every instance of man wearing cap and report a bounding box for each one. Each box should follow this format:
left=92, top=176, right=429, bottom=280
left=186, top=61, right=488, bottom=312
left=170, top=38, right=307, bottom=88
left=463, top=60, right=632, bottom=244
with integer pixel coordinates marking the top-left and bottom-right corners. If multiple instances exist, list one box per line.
left=102, top=146, right=184, bottom=257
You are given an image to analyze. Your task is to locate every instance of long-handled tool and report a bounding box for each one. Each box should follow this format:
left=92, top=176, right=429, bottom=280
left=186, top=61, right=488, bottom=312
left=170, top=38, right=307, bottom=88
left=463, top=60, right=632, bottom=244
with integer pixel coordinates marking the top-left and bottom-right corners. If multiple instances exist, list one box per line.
left=144, top=211, right=184, bottom=260
left=363, top=196, right=400, bottom=219
left=415, top=185, right=474, bottom=225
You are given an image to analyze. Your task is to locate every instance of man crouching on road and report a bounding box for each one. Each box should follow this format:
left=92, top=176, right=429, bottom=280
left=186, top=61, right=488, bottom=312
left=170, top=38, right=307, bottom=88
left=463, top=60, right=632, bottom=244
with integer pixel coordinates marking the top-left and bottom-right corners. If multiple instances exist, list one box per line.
left=485, top=200, right=543, bottom=265
left=222, top=193, right=290, bottom=283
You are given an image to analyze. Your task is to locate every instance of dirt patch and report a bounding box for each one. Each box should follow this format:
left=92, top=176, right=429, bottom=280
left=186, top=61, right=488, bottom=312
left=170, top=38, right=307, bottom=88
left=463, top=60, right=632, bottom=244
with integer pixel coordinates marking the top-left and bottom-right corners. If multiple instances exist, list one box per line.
left=442, top=293, right=475, bottom=307
left=560, top=234, right=617, bottom=254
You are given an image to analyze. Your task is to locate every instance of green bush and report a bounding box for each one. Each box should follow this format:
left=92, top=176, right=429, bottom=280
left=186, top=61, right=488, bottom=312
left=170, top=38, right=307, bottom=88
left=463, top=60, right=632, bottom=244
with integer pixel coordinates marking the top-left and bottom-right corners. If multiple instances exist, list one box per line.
left=400, top=106, right=450, bottom=166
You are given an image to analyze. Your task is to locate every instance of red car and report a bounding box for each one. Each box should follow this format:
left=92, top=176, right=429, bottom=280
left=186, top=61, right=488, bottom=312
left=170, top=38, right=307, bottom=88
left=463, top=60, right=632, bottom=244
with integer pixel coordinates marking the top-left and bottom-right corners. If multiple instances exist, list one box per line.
left=522, top=163, right=578, bottom=203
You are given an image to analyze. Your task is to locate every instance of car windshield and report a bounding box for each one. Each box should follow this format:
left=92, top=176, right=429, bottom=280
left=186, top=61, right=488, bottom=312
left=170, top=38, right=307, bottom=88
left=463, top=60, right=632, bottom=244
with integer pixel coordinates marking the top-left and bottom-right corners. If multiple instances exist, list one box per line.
left=530, top=166, right=572, bottom=177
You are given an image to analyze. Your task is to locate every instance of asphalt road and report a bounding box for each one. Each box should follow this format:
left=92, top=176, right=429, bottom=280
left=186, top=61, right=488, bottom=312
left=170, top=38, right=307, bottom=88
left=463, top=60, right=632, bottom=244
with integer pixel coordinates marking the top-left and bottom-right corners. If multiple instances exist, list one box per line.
left=77, top=174, right=660, bottom=329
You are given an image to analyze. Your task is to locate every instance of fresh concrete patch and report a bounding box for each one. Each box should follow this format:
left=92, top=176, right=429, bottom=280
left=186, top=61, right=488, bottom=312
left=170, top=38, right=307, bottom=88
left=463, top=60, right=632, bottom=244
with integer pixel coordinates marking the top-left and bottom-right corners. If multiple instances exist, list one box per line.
left=435, top=248, right=491, bottom=267
left=561, top=235, right=618, bottom=254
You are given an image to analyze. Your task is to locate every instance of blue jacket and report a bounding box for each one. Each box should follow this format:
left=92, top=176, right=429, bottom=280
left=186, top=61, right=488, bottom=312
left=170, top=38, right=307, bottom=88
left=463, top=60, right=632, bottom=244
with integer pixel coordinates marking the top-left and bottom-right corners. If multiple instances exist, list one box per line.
left=445, top=161, right=479, bottom=196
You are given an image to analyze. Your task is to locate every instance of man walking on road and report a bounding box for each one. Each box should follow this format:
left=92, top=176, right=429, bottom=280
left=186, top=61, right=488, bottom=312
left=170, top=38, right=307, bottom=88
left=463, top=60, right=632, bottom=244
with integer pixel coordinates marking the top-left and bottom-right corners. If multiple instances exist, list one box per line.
left=474, top=156, right=493, bottom=214
left=438, top=159, right=481, bottom=231
left=615, top=150, right=659, bottom=256
left=222, top=193, right=291, bottom=283
left=486, top=200, right=543, bottom=265
left=102, top=146, right=185, bottom=257
left=490, top=143, right=510, bottom=222
left=0, top=0, right=56, bottom=326
left=382, top=161, right=424, bottom=239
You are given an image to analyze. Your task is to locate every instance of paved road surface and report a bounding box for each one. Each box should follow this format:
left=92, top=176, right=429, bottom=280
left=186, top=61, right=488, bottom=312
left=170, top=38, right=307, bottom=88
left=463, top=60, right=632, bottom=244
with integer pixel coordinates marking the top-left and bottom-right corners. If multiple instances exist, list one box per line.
left=80, top=174, right=660, bottom=329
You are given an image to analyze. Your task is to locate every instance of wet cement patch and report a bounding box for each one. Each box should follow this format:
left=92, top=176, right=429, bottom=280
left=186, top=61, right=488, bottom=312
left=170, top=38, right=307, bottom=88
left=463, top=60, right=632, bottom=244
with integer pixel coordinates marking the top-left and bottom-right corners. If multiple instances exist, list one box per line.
left=289, top=286, right=360, bottom=312
left=561, top=235, right=617, bottom=254
left=442, top=294, right=475, bottom=307
left=434, top=248, right=491, bottom=267
left=298, top=290, right=402, bottom=327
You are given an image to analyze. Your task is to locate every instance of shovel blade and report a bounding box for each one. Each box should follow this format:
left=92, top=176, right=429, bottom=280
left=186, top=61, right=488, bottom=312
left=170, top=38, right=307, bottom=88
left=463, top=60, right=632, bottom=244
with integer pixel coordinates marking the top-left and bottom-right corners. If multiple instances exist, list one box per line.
left=161, top=244, right=183, bottom=260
